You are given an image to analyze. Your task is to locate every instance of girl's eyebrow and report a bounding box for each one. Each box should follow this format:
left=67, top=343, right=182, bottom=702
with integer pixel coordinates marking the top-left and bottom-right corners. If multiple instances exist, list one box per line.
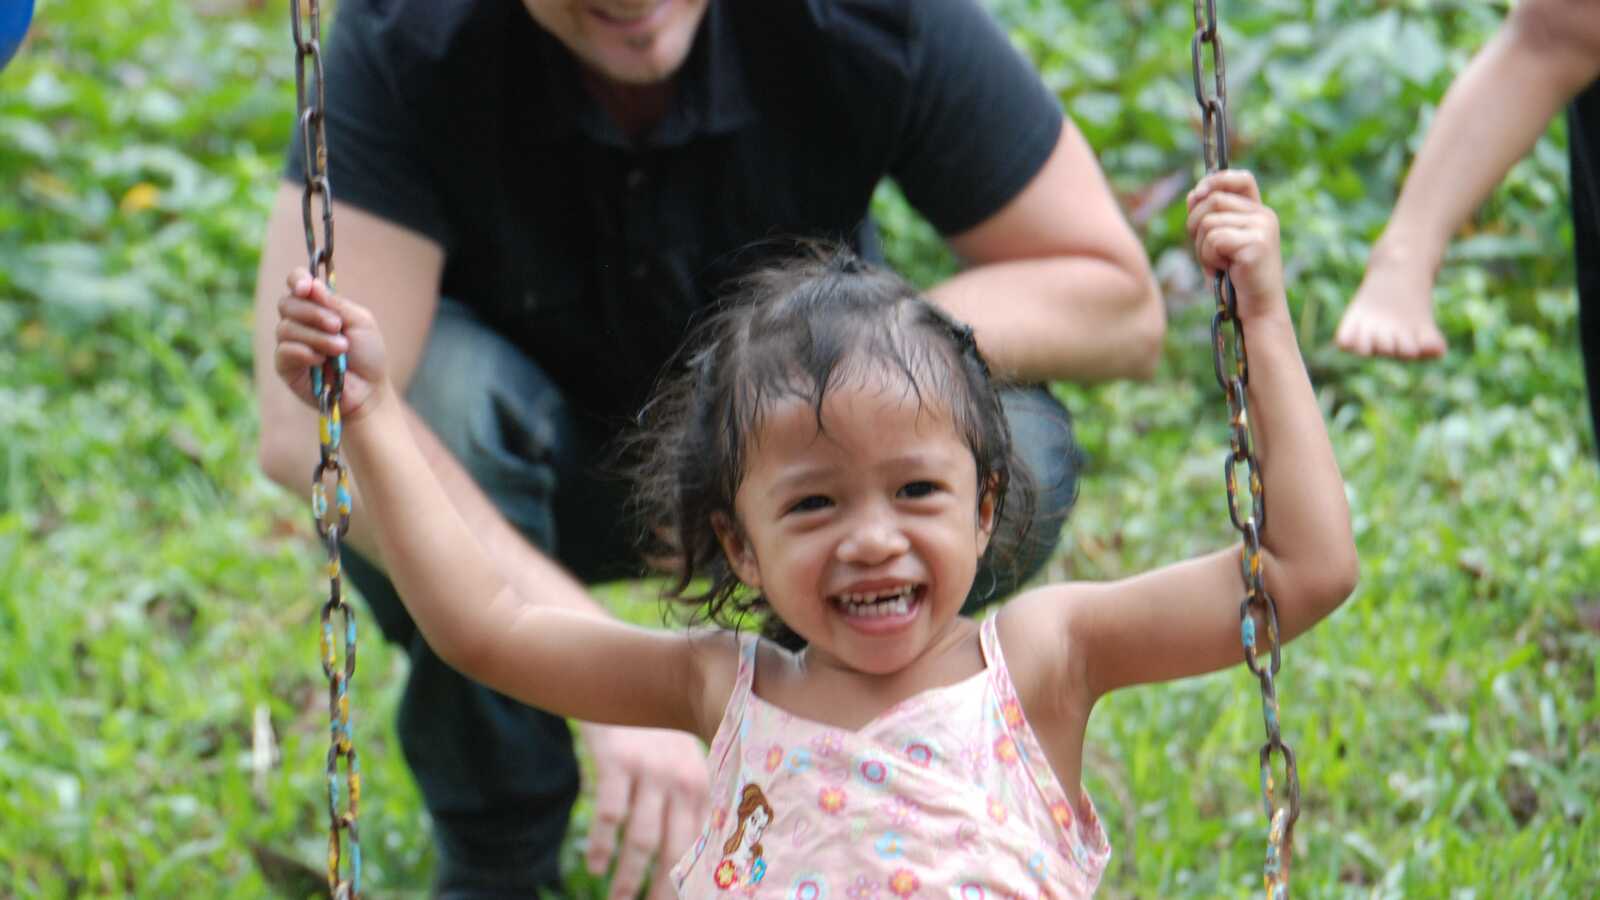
left=765, top=464, right=837, bottom=499
left=877, top=449, right=957, bottom=470
left=764, top=449, right=960, bottom=499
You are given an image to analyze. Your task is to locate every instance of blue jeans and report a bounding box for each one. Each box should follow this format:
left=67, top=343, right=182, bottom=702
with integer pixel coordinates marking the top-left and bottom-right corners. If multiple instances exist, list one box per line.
left=342, top=300, right=1084, bottom=895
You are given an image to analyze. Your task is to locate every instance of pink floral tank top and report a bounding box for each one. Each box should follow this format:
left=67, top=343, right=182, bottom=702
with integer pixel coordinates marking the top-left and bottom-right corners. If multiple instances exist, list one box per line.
left=670, top=615, right=1110, bottom=898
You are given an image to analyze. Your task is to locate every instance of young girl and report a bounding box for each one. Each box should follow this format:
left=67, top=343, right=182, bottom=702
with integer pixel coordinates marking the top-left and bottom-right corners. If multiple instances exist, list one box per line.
left=273, top=171, right=1356, bottom=896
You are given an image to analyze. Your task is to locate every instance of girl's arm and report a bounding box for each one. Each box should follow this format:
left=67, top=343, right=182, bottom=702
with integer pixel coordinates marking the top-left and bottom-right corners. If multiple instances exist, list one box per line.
left=274, top=272, right=729, bottom=737
left=1061, top=172, right=1358, bottom=700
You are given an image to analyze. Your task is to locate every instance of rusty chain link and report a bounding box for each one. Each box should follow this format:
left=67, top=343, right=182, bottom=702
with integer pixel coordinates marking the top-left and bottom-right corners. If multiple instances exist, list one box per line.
left=292, top=1, right=362, bottom=896
left=1191, top=2, right=1300, bottom=897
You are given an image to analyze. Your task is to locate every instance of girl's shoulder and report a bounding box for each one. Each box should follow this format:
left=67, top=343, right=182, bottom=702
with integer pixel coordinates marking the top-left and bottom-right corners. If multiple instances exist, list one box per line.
left=993, top=582, right=1089, bottom=644
left=684, top=627, right=747, bottom=742
left=990, top=583, right=1094, bottom=711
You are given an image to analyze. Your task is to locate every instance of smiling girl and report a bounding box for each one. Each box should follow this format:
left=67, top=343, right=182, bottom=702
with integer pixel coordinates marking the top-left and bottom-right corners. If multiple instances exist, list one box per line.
left=272, top=170, right=1356, bottom=896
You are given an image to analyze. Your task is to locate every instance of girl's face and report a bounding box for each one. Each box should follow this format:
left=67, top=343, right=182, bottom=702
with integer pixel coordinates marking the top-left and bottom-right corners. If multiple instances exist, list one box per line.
left=717, top=372, right=995, bottom=677
left=521, top=0, right=708, bottom=85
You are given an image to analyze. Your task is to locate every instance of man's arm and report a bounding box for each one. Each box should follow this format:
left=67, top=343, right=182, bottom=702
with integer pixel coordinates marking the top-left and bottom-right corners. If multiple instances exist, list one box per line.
left=253, top=181, right=708, bottom=900
left=926, top=121, right=1165, bottom=383
left=1337, top=0, right=1600, bottom=359
left=256, top=181, right=624, bottom=616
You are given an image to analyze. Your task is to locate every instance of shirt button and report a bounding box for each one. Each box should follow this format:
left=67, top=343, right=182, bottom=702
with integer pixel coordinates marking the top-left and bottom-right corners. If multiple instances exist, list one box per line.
left=626, top=168, right=646, bottom=190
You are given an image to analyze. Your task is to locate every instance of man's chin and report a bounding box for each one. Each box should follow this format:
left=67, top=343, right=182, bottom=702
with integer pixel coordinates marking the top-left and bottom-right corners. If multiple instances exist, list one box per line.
left=593, top=51, right=686, bottom=86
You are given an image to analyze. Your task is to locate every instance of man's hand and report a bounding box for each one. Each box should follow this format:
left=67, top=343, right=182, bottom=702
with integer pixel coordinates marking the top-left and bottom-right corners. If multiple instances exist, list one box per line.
left=579, top=723, right=708, bottom=900
left=1335, top=247, right=1449, bottom=359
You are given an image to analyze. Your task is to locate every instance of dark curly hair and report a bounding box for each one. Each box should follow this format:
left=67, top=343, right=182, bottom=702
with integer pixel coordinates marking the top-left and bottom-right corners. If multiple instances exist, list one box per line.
left=623, top=247, right=1032, bottom=639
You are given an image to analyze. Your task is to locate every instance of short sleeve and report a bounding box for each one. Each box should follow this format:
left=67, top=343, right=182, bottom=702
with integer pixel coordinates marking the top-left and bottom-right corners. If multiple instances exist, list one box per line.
left=891, top=0, right=1063, bottom=236
left=284, top=0, right=453, bottom=251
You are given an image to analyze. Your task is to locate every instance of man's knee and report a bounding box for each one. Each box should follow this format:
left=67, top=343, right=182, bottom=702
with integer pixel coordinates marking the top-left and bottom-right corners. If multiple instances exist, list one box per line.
left=967, top=385, right=1082, bottom=610
left=405, top=300, right=569, bottom=548
left=1004, top=385, right=1083, bottom=525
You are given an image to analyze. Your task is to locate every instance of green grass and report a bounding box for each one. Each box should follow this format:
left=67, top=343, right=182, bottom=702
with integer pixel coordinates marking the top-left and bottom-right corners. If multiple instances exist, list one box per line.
left=3, top=0, right=1597, bottom=896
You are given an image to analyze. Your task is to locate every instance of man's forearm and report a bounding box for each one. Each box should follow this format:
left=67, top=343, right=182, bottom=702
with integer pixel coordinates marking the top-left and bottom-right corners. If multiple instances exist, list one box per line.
left=263, top=396, right=607, bottom=618
left=926, top=254, right=1164, bottom=383
left=1377, top=2, right=1600, bottom=270
left=392, top=404, right=607, bottom=617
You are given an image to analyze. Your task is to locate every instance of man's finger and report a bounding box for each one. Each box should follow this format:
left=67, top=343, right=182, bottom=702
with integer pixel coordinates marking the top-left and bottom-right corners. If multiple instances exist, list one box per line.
left=647, top=793, right=701, bottom=900
left=585, top=769, right=632, bottom=875
left=607, top=786, right=665, bottom=900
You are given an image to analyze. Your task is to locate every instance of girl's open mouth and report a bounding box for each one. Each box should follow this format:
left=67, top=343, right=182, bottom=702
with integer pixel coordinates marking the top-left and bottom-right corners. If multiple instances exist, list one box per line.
left=831, top=584, right=924, bottom=624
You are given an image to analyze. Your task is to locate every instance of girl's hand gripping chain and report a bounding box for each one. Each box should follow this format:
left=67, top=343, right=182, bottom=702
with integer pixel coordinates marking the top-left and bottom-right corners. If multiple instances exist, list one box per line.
left=1186, top=170, right=1288, bottom=323
left=274, top=266, right=390, bottom=422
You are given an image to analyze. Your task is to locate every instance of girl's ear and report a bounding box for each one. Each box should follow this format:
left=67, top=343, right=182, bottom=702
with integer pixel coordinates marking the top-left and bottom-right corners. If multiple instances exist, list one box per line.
left=712, top=511, right=762, bottom=589
left=976, top=476, right=999, bottom=557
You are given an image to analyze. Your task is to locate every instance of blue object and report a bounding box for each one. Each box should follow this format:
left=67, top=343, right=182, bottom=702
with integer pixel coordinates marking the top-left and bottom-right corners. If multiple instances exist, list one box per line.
left=0, top=0, right=33, bottom=72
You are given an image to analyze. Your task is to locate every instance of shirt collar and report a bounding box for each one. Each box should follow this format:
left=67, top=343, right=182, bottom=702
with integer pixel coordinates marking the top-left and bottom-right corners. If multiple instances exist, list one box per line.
left=519, top=2, right=754, bottom=150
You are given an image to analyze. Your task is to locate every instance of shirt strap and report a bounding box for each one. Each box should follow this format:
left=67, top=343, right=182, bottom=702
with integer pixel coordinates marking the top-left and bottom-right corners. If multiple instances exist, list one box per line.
left=704, top=630, right=760, bottom=780
left=978, top=613, right=1004, bottom=674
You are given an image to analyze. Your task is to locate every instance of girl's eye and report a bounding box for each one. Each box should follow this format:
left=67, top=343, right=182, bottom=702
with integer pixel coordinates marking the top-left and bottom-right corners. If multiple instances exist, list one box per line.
left=788, top=495, right=832, bottom=514
left=898, top=480, right=938, bottom=499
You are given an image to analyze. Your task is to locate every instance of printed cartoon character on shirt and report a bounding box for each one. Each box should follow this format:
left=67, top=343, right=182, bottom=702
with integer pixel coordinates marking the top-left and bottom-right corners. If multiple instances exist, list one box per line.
left=713, top=783, right=773, bottom=890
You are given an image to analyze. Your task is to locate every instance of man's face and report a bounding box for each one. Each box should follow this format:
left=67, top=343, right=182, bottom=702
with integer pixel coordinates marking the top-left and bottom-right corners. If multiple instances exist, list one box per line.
left=522, top=0, right=710, bottom=85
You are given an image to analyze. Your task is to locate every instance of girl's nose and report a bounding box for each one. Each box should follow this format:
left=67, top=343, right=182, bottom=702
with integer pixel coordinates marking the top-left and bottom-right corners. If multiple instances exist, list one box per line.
left=838, top=513, right=910, bottom=564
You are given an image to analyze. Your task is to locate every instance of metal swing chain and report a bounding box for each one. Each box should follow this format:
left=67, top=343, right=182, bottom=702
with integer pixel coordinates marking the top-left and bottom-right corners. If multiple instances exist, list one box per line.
left=1190, top=1, right=1300, bottom=896
left=292, top=1, right=363, bottom=896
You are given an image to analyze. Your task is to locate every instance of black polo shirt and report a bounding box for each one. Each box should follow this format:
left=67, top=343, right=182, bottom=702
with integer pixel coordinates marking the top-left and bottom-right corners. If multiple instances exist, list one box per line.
left=287, top=0, right=1064, bottom=426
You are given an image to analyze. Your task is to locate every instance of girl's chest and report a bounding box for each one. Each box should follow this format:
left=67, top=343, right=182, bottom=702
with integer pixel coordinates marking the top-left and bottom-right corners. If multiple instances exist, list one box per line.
left=681, top=686, right=1107, bottom=897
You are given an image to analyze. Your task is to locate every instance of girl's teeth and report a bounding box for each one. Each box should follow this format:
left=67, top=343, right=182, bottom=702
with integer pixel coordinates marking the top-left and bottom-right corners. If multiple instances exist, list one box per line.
left=839, top=586, right=913, bottom=605
left=837, top=594, right=912, bottom=617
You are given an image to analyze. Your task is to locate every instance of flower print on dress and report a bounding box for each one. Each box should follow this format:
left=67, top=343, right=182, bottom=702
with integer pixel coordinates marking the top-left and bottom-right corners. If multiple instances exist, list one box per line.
left=853, top=752, right=894, bottom=791
left=786, top=747, right=813, bottom=775
left=1048, top=800, right=1073, bottom=832
left=845, top=874, right=881, bottom=899
left=811, top=730, right=845, bottom=758
left=816, top=756, right=852, bottom=786
left=817, top=785, right=847, bottom=815
left=1067, top=837, right=1088, bottom=870
left=882, top=794, right=920, bottom=829
left=986, top=796, right=1008, bottom=825
left=765, top=744, right=786, bottom=773
left=789, top=873, right=828, bottom=900
left=873, top=831, right=906, bottom=860
left=901, top=736, right=938, bottom=768
left=959, top=740, right=990, bottom=779
left=887, top=868, right=920, bottom=897
left=992, top=735, right=1019, bottom=766
left=999, top=698, right=1025, bottom=729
